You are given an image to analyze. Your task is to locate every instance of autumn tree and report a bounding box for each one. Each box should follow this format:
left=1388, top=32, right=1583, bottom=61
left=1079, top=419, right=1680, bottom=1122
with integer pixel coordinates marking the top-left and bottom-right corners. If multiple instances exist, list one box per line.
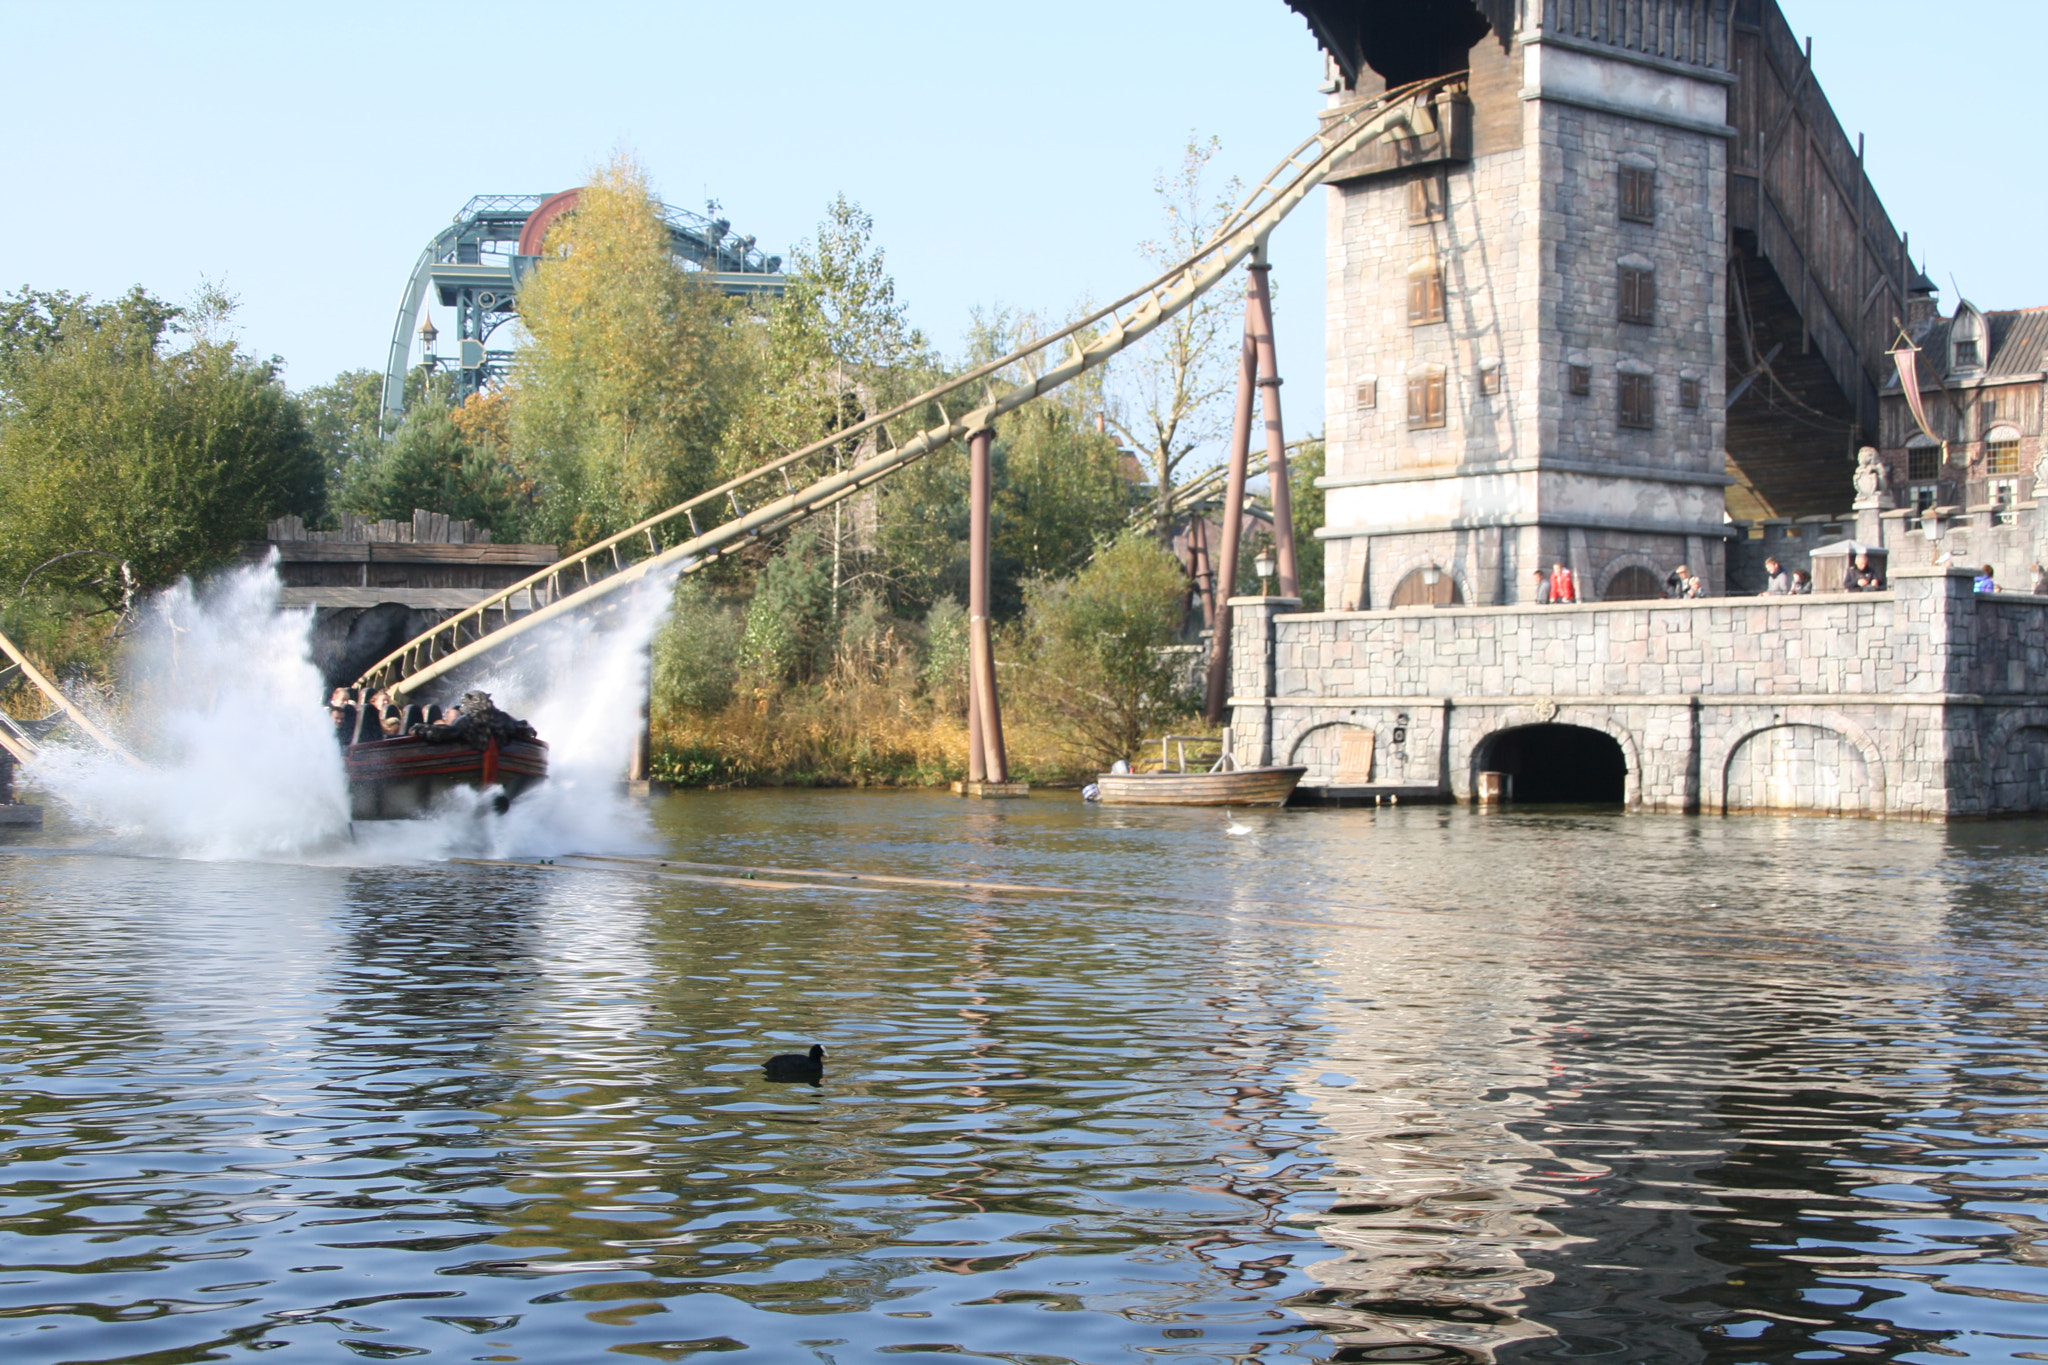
left=511, top=154, right=745, bottom=548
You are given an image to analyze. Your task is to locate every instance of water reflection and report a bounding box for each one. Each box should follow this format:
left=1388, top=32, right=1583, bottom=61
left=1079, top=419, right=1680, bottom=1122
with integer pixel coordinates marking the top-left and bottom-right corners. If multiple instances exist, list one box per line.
left=0, top=798, right=2044, bottom=1363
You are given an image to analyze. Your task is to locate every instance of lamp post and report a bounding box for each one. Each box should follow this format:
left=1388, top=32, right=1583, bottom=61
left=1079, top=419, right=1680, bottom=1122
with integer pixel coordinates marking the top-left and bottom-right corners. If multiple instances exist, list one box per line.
left=1255, top=547, right=1276, bottom=596
left=417, top=313, right=440, bottom=374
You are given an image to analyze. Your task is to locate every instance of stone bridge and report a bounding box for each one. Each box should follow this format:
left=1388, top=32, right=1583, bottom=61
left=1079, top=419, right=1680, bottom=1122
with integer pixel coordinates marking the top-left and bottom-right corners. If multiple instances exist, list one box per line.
left=1228, top=565, right=2048, bottom=818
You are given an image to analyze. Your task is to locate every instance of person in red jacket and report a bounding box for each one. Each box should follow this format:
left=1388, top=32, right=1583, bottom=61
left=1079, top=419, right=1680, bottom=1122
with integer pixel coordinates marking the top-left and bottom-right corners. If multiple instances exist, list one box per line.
left=1548, top=561, right=1578, bottom=604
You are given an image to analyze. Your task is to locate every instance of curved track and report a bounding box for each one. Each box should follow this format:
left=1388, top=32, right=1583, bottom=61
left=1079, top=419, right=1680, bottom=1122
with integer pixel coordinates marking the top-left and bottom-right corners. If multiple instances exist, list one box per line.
left=356, top=79, right=1455, bottom=699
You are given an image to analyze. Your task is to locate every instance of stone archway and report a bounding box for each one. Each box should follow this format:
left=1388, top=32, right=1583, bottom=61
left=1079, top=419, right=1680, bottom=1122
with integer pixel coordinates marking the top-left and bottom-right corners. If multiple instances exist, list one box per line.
left=1720, top=723, right=1875, bottom=815
left=1473, top=723, right=1628, bottom=804
left=1389, top=568, right=1464, bottom=608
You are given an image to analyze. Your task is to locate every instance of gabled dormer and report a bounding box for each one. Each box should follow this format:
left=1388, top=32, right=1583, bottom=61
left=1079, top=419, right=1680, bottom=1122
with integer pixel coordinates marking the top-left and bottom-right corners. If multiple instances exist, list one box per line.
left=1951, top=300, right=1987, bottom=376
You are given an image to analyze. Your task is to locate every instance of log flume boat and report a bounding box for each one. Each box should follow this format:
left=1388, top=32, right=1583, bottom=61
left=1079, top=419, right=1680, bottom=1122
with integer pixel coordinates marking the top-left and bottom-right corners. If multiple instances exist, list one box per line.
left=1090, top=735, right=1304, bottom=808
left=338, top=689, right=548, bottom=820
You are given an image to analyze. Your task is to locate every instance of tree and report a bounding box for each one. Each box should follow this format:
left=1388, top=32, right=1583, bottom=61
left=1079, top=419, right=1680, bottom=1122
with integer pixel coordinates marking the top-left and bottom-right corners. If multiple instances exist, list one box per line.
left=0, top=287, right=320, bottom=608
left=1012, top=534, right=1195, bottom=766
left=1106, top=136, right=1243, bottom=542
left=510, top=153, right=744, bottom=548
left=299, top=367, right=388, bottom=492
left=727, top=194, right=925, bottom=621
left=332, top=382, right=526, bottom=534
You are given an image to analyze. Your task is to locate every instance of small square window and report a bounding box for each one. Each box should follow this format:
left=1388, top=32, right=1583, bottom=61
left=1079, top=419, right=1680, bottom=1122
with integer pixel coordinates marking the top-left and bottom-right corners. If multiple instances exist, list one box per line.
left=1618, top=372, right=1653, bottom=429
left=1355, top=379, right=1378, bottom=410
left=1568, top=363, right=1592, bottom=397
left=1955, top=339, right=1980, bottom=368
left=1407, top=173, right=1446, bottom=224
left=1408, top=269, right=1446, bottom=325
left=1908, top=447, right=1941, bottom=481
left=1406, top=370, right=1447, bottom=429
left=1679, top=377, right=1701, bottom=409
left=1989, top=439, right=2021, bottom=475
left=1992, top=477, right=2020, bottom=507
left=1619, top=265, right=1656, bottom=325
left=1620, top=164, right=1656, bottom=224
left=1908, top=484, right=1938, bottom=523
left=1478, top=364, right=1502, bottom=396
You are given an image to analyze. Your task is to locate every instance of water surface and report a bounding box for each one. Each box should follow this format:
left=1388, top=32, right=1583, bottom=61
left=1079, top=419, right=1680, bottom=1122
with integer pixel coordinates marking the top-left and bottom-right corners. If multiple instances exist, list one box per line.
left=2, top=792, right=2045, bottom=1363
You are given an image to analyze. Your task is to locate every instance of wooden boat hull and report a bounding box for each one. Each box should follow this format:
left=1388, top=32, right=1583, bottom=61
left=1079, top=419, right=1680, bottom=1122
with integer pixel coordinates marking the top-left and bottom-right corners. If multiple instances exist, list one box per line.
left=345, top=736, right=548, bottom=820
left=1093, top=766, right=1306, bottom=807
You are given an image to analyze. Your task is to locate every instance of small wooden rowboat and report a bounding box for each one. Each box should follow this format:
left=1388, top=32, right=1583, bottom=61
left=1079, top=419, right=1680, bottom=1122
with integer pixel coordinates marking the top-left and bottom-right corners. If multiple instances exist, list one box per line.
left=1093, top=735, right=1305, bottom=807
left=345, top=735, right=549, bottom=820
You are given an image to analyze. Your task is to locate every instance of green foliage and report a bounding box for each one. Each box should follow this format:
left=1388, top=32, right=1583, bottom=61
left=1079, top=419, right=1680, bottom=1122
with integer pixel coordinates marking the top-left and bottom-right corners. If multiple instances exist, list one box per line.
left=652, top=576, right=745, bottom=715
left=0, top=287, right=320, bottom=608
left=739, top=529, right=834, bottom=686
left=511, top=154, right=744, bottom=548
left=1013, top=534, right=1195, bottom=766
left=332, top=382, right=525, bottom=533
left=993, top=403, right=1135, bottom=603
left=1288, top=437, right=1324, bottom=610
left=299, top=367, right=388, bottom=489
left=920, top=598, right=969, bottom=712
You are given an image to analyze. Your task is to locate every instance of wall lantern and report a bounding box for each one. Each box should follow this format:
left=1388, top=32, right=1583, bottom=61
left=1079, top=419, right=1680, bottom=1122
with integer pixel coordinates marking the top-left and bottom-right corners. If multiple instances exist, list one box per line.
left=1254, top=548, right=1276, bottom=594
left=1421, top=561, right=1442, bottom=587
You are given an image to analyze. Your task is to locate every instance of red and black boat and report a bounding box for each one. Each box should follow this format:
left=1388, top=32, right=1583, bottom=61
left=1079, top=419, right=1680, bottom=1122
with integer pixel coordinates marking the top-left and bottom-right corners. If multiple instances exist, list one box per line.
left=340, top=689, right=548, bottom=820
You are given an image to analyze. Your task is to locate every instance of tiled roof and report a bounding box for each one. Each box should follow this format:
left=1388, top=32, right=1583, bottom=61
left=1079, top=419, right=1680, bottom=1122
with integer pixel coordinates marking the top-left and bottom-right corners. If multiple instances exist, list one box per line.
left=1882, top=306, right=2048, bottom=389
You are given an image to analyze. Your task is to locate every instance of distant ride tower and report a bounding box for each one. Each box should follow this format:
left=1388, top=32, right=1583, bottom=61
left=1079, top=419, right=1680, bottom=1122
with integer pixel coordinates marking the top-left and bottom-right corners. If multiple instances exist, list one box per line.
left=380, top=191, right=786, bottom=423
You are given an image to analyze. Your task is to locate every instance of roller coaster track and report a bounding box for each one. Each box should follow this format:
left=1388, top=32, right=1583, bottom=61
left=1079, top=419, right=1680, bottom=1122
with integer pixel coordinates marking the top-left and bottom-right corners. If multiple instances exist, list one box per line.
left=356, top=77, right=1458, bottom=700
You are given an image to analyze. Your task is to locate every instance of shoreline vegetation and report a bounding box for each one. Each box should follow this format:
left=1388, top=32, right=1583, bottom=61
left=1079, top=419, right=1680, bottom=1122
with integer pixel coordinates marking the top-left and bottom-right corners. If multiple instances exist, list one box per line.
left=0, top=149, right=1321, bottom=781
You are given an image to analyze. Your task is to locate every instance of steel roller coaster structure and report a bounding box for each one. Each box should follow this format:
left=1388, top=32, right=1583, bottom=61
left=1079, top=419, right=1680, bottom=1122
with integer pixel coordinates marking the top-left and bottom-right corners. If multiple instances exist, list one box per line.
left=379, top=190, right=786, bottom=423
left=352, top=76, right=1458, bottom=743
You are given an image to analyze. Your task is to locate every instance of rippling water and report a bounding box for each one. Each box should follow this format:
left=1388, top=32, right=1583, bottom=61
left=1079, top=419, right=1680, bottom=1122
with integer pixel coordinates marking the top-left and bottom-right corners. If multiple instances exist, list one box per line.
left=3, top=792, right=2046, bottom=1363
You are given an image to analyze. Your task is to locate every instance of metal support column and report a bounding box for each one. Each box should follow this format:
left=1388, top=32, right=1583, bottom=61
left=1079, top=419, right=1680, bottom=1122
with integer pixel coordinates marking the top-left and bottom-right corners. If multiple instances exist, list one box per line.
left=1247, top=241, right=1297, bottom=599
left=1202, top=301, right=1260, bottom=724
left=967, top=427, right=1011, bottom=786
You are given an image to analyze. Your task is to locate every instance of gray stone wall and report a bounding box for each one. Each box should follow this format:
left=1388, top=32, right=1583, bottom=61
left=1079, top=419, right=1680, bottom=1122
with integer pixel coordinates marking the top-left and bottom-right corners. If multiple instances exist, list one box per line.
left=1318, top=33, right=1735, bottom=613
left=1228, top=567, right=2048, bottom=818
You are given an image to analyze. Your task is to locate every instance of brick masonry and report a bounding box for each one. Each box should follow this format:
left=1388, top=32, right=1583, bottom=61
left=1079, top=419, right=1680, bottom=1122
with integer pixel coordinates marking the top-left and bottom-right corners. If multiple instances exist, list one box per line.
left=1227, top=565, right=2048, bottom=818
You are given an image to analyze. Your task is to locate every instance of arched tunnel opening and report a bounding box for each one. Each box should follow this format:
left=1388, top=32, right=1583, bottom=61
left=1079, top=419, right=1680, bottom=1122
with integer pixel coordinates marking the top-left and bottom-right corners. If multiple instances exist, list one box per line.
left=1479, top=725, right=1627, bottom=805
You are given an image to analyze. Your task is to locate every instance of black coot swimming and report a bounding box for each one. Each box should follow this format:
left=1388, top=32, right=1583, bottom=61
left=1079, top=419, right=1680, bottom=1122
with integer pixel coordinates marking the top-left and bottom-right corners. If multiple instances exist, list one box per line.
left=763, top=1043, right=826, bottom=1083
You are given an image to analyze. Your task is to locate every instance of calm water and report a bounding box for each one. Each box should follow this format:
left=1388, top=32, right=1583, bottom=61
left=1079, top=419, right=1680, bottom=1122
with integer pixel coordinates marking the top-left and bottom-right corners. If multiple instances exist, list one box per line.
left=3, top=791, right=2046, bottom=1364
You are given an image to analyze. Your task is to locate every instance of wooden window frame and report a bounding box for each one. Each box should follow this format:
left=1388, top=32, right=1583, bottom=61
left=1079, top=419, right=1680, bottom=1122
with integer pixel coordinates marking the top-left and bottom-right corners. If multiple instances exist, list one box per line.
left=1618, top=265, right=1656, bottom=325
left=1355, top=379, right=1378, bottom=410
left=1406, top=369, right=1447, bottom=430
left=1617, top=371, right=1654, bottom=430
left=1407, top=268, right=1446, bottom=326
left=1407, top=172, right=1446, bottom=225
left=1478, top=363, right=1502, bottom=397
left=1679, top=377, right=1701, bottom=409
left=1568, top=363, right=1592, bottom=397
left=1619, top=164, right=1656, bottom=224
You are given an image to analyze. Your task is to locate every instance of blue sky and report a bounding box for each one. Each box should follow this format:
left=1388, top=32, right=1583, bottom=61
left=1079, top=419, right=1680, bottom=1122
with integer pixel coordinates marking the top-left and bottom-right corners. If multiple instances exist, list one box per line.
left=2, top=1, right=2038, bottom=457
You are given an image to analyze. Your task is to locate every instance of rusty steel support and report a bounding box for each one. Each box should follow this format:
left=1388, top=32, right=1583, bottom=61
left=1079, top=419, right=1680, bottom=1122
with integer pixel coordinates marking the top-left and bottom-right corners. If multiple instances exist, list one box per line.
left=1202, top=303, right=1260, bottom=725
left=967, top=427, right=1009, bottom=783
left=1247, top=242, right=1297, bottom=599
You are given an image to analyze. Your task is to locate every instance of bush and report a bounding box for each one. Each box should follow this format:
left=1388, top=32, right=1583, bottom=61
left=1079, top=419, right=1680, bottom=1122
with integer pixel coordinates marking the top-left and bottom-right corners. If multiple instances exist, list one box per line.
left=1012, top=535, right=1195, bottom=767
left=921, top=598, right=969, bottom=711
left=652, top=577, right=744, bottom=715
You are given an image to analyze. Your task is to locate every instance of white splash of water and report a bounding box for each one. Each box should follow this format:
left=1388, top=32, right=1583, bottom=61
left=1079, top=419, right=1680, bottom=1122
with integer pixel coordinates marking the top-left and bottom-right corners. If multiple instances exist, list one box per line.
left=32, top=557, right=670, bottom=865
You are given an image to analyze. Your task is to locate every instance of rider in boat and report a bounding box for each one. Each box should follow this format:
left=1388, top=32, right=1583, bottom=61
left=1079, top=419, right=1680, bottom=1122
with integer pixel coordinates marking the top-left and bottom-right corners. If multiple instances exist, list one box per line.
left=407, top=690, right=538, bottom=749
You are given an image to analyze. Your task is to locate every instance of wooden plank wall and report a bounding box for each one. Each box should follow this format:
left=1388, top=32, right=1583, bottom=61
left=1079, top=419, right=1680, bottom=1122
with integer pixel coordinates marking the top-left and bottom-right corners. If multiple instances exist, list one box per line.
left=1542, top=0, right=1729, bottom=68
left=1727, top=0, right=1914, bottom=440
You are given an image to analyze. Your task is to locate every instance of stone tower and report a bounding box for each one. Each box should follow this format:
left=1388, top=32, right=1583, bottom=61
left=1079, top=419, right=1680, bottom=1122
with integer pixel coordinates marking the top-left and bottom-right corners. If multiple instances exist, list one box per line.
left=1303, top=1, right=1736, bottom=607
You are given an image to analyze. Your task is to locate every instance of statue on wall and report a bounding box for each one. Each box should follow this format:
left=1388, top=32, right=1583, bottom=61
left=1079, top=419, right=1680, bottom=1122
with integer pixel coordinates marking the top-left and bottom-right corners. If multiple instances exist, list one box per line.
left=2034, top=447, right=2048, bottom=502
left=1852, top=446, right=1893, bottom=508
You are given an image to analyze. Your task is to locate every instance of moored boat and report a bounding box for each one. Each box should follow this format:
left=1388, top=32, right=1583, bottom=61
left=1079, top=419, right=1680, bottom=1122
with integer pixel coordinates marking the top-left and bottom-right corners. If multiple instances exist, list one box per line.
left=1091, top=735, right=1305, bottom=807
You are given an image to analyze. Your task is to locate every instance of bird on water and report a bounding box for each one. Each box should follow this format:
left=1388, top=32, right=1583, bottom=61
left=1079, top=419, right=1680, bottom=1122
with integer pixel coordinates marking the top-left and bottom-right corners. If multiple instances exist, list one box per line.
left=763, top=1043, right=826, bottom=1083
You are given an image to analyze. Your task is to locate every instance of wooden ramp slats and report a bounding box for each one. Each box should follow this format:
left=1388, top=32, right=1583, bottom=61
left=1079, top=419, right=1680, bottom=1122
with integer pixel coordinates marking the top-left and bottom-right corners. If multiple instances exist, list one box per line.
left=0, top=626, right=140, bottom=767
